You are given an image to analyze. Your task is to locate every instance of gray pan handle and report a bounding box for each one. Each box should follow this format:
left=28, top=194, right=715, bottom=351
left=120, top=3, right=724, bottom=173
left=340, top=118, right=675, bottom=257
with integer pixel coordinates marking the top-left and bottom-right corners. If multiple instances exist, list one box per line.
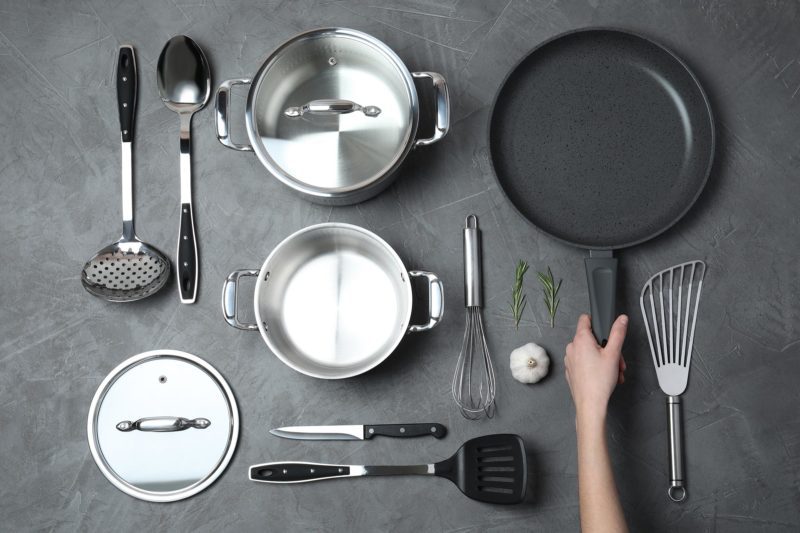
left=584, top=250, right=617, bottom=346
left=667, top=396, right=687, bottom=502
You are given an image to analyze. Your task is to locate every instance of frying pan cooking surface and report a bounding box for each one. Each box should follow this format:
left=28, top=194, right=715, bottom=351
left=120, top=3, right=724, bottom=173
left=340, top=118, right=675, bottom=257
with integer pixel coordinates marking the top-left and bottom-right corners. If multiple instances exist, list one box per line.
left=489, top=29, right=714, bottom=250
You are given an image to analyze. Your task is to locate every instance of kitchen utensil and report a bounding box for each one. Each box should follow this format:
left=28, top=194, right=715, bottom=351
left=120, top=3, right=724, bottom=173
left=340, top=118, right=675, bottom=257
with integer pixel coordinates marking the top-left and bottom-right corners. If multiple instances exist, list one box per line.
left=81, top=46, right=170, bottom=302
left=87, top=350, right=239, bottom=502
left=222, top=223, right=444, bottom=379
left=640, top=260, right=706, bottom=502
left=489, top=28, right=714, bottom=344
left=215, top=28, right=450, bottom=205
left=157, top=35, right=211, bottom=304
left=250, top=434, right=527, bottom=504
left=452, top=215, right=496, bottom=419
left=270, top=423, right=447, bottom=441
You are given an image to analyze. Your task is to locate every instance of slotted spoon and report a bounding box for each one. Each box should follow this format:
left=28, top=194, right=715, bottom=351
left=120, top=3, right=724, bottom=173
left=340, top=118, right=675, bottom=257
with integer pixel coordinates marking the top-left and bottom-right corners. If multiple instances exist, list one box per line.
left=640, top=260, right=706, bottom=502
left=249, top=434, right=527, bottom=504
left=81, top=46, right=170, bottom=302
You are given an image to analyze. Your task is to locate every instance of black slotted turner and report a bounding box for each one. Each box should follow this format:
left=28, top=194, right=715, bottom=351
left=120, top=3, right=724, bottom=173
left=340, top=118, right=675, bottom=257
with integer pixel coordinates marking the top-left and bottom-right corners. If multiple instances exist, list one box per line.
left=250, top=434, right=527, bottom=504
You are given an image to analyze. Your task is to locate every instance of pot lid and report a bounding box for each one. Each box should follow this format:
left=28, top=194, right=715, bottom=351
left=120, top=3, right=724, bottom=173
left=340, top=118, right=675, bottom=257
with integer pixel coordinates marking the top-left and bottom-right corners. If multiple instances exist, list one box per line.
left=248, top=28, right=418, bottom=196
left=87, top=350, right=239, bottom=502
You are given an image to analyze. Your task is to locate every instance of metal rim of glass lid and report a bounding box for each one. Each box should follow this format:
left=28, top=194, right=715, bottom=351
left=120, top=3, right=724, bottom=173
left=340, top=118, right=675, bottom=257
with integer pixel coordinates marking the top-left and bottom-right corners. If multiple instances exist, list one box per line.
left=246, top=28, right=418, bottom=199
left=87, top=350, right=239, bottom=502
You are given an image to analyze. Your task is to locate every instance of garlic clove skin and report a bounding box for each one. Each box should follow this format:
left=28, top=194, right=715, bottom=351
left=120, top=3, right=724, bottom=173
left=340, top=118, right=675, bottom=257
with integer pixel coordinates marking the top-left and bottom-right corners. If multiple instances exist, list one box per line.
left=510, top=342, right=550, bottom=384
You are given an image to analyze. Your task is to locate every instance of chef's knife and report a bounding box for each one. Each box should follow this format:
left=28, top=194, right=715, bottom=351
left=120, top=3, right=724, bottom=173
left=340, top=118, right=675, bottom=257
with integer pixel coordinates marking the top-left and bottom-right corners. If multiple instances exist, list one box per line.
left=270, top=423, right=447, bottom=441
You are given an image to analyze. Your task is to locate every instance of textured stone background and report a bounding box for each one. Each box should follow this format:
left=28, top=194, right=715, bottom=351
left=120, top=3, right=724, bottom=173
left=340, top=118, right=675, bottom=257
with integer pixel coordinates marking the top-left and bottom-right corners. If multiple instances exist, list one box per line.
left=1, top=0, right=799, bottom=531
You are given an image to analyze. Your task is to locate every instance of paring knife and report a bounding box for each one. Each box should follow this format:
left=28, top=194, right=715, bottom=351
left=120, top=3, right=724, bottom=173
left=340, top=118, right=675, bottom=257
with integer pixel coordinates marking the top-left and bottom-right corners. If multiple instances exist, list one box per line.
left=270, top=423, right=447, bottom=441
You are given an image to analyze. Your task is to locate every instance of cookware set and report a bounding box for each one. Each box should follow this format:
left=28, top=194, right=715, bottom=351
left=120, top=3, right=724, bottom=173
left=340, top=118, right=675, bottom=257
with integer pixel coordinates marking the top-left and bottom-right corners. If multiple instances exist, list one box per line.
left=84, top=26, right=714, bottom=506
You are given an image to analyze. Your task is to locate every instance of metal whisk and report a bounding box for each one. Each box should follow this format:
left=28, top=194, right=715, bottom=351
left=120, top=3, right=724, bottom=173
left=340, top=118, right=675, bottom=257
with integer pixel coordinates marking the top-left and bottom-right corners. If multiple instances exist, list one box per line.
left=452, top=215, right=496, bottom=419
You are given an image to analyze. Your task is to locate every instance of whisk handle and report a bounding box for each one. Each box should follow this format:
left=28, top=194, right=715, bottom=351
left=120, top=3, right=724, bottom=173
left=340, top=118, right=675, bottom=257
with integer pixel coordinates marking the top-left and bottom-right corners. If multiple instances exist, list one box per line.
left=667, top=396, right=687, bottom=502
left=464, top=215, right=482, bottom=307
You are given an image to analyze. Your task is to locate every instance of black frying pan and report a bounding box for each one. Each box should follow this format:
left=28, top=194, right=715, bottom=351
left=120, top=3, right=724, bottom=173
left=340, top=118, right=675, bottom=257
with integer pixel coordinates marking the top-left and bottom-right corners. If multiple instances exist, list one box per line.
left=489, top=28, right=714, bottom=344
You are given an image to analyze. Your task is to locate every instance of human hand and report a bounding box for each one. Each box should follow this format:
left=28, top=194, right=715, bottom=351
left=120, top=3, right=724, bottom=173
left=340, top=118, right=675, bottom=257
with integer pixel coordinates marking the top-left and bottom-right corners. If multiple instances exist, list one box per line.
left=564, top=314, right=628, bottom=419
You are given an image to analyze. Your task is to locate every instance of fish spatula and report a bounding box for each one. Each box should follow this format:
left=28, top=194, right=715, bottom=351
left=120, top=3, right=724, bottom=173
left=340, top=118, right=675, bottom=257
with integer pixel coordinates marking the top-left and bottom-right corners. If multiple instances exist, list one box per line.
left=640, top=260, right=706, bottom=502
left=250, top=433, right=527, bottom=504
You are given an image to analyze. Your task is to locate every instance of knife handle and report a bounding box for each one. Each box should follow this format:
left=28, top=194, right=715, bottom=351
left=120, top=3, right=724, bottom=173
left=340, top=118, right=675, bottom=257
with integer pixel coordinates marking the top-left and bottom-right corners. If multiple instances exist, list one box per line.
left=250, top=462, right=350, bottom=483
left=364, top=423, right=446, bottom=439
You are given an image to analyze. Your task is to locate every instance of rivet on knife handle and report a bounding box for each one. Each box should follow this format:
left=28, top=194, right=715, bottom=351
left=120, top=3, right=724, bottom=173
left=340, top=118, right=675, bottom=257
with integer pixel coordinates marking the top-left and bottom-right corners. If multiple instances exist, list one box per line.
left=364, top=423, right=446, bottom=439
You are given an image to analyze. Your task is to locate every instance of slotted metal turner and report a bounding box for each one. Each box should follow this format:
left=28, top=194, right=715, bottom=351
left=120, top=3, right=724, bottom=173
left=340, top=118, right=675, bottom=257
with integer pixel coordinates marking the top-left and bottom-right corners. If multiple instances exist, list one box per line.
left=249, top=434, right=527, bottom=504
left=640, top=260, right=706, bottom=502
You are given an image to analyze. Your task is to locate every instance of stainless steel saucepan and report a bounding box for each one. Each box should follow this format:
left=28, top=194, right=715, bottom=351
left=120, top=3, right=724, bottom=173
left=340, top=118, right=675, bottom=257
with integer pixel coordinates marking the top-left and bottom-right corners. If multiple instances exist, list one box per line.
left=215, top=28, right=450, bottom=205
left=222, top=223, right=444, bottom=379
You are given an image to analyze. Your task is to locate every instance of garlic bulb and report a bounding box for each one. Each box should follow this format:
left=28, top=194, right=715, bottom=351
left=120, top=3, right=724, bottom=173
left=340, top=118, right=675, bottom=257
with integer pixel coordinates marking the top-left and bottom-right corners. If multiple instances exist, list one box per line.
left=510, top=343, right=550, bottom=384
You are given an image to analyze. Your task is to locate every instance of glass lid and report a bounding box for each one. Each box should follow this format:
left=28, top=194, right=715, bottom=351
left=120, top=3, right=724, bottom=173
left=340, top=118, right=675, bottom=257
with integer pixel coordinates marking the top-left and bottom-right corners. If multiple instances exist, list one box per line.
left=87, top=350, right=239, bottom=502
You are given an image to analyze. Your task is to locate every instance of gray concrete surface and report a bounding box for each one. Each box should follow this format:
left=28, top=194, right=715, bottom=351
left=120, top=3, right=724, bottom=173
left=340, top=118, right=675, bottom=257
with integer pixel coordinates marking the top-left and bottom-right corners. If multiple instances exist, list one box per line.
left=1, top=0, right=799, bottom=531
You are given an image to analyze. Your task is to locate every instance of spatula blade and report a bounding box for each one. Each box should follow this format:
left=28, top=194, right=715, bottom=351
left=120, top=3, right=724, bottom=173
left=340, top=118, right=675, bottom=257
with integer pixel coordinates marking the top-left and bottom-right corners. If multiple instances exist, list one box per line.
left=436, top=434, right=527, bottom=504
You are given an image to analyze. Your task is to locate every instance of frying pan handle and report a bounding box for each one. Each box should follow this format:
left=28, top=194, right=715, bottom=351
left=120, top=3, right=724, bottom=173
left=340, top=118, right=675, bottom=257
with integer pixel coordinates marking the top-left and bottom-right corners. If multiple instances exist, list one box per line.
left=215, top=78, right=253, bottom=151
left=407, top=271, right=444, bottom=333
left=412, top=72, right=450, bottom=147
left=222, top=269, right=260, bottom=331
left=584, top=251, right=617, bottom=346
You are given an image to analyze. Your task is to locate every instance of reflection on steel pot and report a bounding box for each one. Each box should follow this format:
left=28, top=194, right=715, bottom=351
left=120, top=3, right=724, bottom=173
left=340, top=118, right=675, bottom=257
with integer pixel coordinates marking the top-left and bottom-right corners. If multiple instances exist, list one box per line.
left=215, top=28, right=450, bottom=205
left=222, top=223, right=444, bottom=379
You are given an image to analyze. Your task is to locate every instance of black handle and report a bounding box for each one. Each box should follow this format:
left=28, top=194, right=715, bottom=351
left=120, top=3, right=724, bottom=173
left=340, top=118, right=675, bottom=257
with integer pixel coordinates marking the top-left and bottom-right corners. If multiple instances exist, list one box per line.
left=177, top=203, right=197, bottom=303
left=584, top=252, right=618, bottom=346
left=116, top=46, right=136, bottom=142
left=250, top=463, right=349, bottom=483
left=364, top=423, right=446, bottom=439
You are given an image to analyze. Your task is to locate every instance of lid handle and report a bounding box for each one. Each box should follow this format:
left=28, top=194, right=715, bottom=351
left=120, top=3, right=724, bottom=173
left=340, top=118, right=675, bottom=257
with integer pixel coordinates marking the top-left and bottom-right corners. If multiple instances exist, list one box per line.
left=116, top=416, right=211, bottom=432
left=284, top=99, right=381, bottom=118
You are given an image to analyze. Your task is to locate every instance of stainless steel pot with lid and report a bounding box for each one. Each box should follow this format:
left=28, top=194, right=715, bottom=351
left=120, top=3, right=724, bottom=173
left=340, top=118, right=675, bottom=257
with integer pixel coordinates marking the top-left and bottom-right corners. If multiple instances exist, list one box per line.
left=87, top=350, right=239, bottom=502
left=215, top=28, right=450, bottom=204
left=221, top=223, right=444, bottom=378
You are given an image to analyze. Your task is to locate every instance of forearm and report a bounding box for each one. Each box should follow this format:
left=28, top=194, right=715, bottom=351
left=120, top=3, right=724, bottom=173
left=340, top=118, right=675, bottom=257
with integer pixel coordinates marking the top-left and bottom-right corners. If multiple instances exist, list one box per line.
left=576, top=408, right=628, bottom=533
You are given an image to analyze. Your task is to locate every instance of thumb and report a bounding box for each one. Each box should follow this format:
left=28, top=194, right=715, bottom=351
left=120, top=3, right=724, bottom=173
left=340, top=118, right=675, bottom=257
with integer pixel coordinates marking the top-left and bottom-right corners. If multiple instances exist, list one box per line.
left=604, top=314, right=628, bottom=354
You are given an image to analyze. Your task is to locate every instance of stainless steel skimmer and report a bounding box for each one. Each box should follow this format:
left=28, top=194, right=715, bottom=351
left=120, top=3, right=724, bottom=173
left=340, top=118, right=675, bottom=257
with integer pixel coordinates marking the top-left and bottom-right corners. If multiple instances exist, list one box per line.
left=81, top=46, right=170, bottom=302
left=639, top=260, right=706, bottom=502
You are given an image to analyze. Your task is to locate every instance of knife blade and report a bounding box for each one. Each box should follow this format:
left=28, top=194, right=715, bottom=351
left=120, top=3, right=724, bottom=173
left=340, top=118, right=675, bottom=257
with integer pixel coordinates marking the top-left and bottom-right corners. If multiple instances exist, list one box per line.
left=270, top=423, right=447, bottom=441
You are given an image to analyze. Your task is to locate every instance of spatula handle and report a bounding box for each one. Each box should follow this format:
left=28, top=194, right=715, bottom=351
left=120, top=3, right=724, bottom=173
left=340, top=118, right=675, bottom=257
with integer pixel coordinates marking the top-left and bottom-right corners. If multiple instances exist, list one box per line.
left=667, top=396, right=687, bottom=502
left=250, top=462, right=352, bottom=483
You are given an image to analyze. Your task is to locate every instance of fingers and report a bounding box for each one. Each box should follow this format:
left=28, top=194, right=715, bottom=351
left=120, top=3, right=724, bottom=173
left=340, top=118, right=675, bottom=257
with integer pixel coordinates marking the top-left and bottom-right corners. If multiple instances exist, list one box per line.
left=575, top=314, right=592, bottom=338
left=604, top=314, right=629, bottom=354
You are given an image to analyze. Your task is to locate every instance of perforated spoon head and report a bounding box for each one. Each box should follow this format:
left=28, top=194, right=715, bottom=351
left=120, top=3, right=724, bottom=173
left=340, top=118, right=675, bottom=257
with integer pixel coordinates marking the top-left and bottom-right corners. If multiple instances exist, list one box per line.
left=81, top=238, right=170, bottom=302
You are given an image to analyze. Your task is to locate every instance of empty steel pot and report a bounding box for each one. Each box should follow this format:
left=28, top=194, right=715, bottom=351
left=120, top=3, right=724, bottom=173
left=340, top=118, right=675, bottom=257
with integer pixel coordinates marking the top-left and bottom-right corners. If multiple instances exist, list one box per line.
left=215, top=28, right=450, bottom=205
left=222, top=223, right=444, bottom=379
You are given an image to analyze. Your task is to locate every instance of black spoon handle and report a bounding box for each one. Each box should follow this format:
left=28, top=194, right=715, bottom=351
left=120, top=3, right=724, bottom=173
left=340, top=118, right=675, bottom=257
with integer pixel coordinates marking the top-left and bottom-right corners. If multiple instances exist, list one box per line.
left=116, top=46, right=136, bottom=142
left=364, top=423, right=446, bottom=439
left=177, top=202, right=197, bottom=303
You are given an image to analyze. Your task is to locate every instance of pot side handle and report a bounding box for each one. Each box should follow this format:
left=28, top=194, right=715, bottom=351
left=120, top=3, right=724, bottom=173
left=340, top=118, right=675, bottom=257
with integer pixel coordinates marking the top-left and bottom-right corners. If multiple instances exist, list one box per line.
left=412, top=72, right=450, bottom=147
left=407, top=270, right=444, bottom=333
left=215, top=78, right=254, bottom=152
left=222, top=269, right=260, bottom=331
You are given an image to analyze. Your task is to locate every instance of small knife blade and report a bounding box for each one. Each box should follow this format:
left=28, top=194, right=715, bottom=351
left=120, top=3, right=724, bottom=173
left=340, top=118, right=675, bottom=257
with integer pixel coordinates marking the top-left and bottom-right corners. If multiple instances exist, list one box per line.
left=270, top=423, right=447, bottom=441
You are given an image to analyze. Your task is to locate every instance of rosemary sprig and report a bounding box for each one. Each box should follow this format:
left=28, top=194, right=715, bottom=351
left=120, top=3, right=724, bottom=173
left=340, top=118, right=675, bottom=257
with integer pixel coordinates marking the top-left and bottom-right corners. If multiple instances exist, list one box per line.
left=537, top=267, right=562, bottom=328
left=509, top=260, right=529, bottom=330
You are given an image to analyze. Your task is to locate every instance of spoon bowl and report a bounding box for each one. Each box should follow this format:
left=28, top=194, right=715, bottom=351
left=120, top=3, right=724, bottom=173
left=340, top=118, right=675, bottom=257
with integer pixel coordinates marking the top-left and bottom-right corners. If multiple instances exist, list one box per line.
left=157, top=35, right=211, bottom=112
